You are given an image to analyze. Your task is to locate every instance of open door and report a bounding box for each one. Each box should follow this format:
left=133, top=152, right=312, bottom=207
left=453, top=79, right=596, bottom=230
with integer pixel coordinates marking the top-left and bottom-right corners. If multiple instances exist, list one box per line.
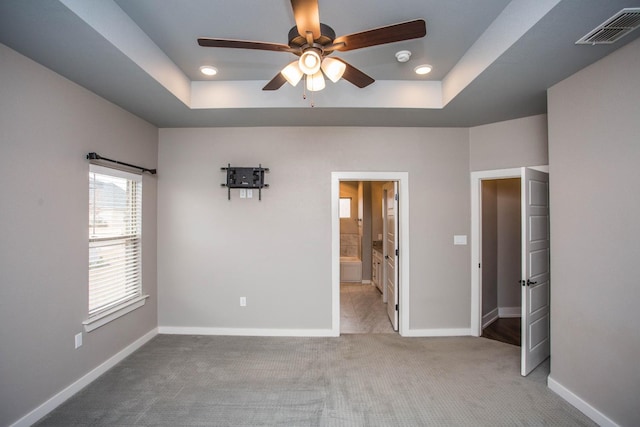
left=521, top=168, right=550, bottom=376
left=383, top=182, right=399, bottom=331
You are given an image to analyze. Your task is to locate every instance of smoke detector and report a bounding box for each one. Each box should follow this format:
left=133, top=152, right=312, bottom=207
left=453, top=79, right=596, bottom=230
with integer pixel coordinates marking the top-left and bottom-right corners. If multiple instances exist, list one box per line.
left=395, top=50, right=412, bottom=63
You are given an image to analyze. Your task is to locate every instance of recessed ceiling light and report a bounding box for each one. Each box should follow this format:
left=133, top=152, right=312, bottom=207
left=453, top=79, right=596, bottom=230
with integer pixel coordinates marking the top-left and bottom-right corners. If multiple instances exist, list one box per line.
left=200, top=66, right=218, bottom=76
left=414, top=64, right=432, bottom=75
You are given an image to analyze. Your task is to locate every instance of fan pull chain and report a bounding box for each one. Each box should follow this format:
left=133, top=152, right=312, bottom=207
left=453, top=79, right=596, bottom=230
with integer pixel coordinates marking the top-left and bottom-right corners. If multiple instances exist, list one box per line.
left=301, top=75, right=315, bottom=107
left=302, top=75, right=307, bottom=100
left=302, top=74, right=307, bottom=99
left=302, top=74, right=316, bottom=108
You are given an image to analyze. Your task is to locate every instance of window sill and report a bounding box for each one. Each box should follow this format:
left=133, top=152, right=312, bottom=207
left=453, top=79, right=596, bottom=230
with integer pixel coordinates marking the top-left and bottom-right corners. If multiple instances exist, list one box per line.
left=83, top=295, right=149, bottom=332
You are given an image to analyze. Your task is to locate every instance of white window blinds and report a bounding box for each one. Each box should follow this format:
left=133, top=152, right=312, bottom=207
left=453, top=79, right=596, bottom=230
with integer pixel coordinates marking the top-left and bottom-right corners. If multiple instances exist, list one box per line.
left=89, top=165, right=142, bottom=317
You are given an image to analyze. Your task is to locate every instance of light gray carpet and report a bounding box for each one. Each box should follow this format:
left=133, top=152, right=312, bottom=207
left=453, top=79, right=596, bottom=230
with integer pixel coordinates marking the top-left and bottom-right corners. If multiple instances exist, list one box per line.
left=35, top=334, right=595, bottom=426
left=340, top=283, right=394, bottom=334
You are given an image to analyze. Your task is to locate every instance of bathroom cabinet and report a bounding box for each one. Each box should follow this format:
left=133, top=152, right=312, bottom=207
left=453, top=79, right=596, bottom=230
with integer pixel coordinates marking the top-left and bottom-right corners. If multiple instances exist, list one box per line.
left=372, top=249, right=383, bottom=292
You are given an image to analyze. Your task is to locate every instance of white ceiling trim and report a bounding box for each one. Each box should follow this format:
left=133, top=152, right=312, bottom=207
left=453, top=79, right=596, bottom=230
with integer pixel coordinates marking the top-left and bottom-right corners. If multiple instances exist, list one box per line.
left=60, top=0, right=191, bottom=106
left=442, top=0, right=562, bottom=106
left=191, top=80, right=443, bottom=109
left=58, top=0, right=559, bottom=112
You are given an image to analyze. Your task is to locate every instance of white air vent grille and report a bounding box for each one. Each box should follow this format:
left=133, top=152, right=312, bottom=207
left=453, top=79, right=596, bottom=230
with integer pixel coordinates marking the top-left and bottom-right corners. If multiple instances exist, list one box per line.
left=576, top=8, right=640, bottom=45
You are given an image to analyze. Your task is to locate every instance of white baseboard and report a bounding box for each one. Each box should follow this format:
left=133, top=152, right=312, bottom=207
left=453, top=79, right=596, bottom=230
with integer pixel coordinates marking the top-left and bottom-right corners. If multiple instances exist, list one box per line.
left=547, top=376, right=619, bottom=427
left=498, top=306, right=521, bottom=318
left=482, top=308, right=499, bottom=328
left=11, top=328, right=158, bottom=427
left=160, top=326, right=474, bottom=339
left=402, top=328, right=472, bottom=337
left=158, top=326, right=335, bottom=337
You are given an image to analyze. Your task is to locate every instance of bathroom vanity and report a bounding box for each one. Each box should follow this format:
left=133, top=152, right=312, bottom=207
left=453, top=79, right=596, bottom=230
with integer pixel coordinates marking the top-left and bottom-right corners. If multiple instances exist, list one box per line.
left=372, top=245, right=383, bottom=293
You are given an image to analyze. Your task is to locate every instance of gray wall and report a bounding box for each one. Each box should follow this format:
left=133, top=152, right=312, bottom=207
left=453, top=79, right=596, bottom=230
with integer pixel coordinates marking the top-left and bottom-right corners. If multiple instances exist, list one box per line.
left=470, top=114, right=548, bottom=171
left=0, top=44, right=158, bottom=426
left=547, top=37, right=640, bottom=425
left=361, top=182, right=372, bottom=280
left=158, top=127, right=471, bottom=331
left=371, top=182, right=384, bottom=242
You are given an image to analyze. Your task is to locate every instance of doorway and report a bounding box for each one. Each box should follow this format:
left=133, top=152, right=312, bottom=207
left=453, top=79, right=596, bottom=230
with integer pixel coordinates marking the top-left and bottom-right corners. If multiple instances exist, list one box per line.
left=479, top=178, right=522, bottom=346
left=339, top=180, right=392, bottom=334
left=471, top=167, right=550, bottom=376
left=331, top=172, right=410, bottom=337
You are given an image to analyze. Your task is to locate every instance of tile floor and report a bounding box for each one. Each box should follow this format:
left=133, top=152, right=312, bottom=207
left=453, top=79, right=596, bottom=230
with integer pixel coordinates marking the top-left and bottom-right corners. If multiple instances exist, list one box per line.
left=340, top=283, right=394, bottom=334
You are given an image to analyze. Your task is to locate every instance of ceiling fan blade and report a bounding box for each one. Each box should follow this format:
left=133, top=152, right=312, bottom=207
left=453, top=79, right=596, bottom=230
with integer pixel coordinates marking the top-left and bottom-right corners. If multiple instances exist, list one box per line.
left=263, top=72, right=288, bottom=91
left=198, top=38, right=297, bottom=53
left=334, top=19, right=426, bottom=52
left=336, top=59, right=375, bottom=88
left=290, top=0, right=321, bottom=40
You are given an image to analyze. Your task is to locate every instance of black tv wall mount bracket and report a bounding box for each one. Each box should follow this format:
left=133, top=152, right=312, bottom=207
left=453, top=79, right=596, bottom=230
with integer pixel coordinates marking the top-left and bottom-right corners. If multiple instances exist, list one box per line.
left=221, top=164, right=269, bottom=200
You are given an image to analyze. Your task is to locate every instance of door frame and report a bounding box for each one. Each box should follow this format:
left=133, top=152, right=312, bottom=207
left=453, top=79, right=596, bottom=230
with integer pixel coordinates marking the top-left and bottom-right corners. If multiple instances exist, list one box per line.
left=382, top=181, right=399, bottom=331
left=331, top=172, right=410, bottom=336
left=470, top=166, right=549, bottom=336
left=470, top=168, right=521, bottom=336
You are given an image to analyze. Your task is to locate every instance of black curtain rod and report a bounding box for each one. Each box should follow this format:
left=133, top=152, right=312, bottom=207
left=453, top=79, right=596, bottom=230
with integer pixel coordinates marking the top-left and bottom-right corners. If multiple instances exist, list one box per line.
left=87, top=152, right=157, bottom=175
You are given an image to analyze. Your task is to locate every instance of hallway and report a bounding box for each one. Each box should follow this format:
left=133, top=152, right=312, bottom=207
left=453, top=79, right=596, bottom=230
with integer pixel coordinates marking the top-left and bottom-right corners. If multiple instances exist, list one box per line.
left=340, top=283, right=394, bottom=334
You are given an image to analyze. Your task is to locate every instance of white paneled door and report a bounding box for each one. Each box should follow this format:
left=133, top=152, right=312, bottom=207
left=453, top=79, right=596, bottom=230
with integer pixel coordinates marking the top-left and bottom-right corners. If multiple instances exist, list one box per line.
left=521, top=168, right=550, bottom=376
left=383, top=182, right=399, bottom=331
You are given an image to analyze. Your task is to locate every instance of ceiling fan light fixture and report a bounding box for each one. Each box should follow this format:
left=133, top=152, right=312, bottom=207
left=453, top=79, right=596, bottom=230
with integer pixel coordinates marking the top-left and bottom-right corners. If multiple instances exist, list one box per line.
left=414, top=64, right=432, bottom=75
left=306, top=70, right=325, bottom=92
left=199, top=65, right=218, bottom=76
left=321, top=57, right=346, bottom=83
left=281, top=61, right=304, bottom=86
left=299, top=50, right=322, bottom=75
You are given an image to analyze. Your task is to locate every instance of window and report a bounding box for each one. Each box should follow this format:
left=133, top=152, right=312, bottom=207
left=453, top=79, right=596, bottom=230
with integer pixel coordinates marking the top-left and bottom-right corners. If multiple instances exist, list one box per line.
left=339, top=197, right=351, bottom=218
left=86, top=164, right=144, bottom=330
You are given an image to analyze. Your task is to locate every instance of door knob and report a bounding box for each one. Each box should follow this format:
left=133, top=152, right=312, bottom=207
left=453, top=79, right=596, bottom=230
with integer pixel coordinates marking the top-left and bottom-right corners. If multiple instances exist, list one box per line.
left=385, top=255, right=390, bottom=259
left=526, top=279, right=537, bottom=286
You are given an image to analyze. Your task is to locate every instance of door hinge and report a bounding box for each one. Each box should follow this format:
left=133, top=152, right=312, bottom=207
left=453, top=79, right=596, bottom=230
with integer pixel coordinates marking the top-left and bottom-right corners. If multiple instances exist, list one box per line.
left=395, top=304, right=399, bottom=311
left=479, top=263, right=481, bottom=268
left=394, top=193, right=398, bottom=201
left=395, top=249, right=399, bottom=256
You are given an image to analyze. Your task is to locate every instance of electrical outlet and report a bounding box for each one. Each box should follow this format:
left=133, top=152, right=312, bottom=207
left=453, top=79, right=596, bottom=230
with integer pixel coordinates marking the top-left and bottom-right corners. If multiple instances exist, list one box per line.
left=247, top=189, right=253, bottom=199
left=240, top=296, right=247, bottom=307
left=74, top=333, right=83, bottom=349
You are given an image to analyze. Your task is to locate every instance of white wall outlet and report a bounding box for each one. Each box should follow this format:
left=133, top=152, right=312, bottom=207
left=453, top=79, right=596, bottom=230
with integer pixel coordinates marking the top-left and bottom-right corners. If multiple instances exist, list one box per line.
left=247, top=189, right=253, bottom=199
left=74, top=332, right=82, bottom=349
left=240, top=296, right=247, bottom=307
left=239, top=189, right=247, bottom=199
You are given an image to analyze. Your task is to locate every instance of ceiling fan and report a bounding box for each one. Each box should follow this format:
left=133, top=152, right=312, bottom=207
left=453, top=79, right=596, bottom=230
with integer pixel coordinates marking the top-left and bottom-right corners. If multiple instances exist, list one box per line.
left=197, top=0, right=426, bottom=92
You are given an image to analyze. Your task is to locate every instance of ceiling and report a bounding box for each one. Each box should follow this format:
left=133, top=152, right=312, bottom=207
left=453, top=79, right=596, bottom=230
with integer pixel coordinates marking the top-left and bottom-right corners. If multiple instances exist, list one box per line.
left=1, top=0, right=639, bottom=128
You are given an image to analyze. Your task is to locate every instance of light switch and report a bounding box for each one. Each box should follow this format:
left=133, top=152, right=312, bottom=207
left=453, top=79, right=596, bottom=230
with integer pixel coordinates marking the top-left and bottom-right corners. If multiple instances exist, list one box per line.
left=454, top=235, right=467, bottom=245
left=247, top=189, right=253, bottom=199
left=239, top=189, right=247, bottom=199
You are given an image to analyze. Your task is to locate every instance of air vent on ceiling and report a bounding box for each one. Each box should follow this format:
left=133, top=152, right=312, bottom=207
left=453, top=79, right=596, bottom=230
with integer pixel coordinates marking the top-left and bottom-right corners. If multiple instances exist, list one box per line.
left=576, top=8, right=640, bottom=45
